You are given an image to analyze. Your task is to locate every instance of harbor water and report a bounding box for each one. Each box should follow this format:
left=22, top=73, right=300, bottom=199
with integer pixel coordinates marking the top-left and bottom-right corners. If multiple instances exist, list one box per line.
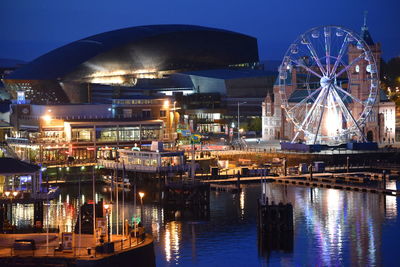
left=10, top=181, right=400, bottom=266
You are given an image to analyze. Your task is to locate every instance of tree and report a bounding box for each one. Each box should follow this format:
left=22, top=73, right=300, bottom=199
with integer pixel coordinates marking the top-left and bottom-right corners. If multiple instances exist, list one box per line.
left=381, top=56, right=400, bottom=106
left=381, top=56, right=400, bottom=89
left=247, top=117, right=262, bottom=133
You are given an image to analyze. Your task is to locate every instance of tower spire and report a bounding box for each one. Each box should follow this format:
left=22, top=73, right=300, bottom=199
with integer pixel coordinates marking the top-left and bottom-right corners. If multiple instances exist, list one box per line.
left=363, top=10, right=368, bottom=28
left=361, top=10, right=374, bottom=45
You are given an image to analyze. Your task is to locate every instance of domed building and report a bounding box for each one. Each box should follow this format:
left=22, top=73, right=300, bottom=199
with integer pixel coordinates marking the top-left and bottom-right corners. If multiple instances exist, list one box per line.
left=3, top=25, right=259, bottom=104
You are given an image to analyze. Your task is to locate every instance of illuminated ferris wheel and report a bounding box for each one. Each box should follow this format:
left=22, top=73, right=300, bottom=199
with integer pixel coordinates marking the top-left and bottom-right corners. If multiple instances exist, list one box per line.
left=278, top=25, right=379, bottom=144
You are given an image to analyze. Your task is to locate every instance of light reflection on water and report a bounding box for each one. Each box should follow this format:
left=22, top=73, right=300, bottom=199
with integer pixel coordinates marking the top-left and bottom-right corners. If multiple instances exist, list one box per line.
left=11, top=181, right=400, bottom=266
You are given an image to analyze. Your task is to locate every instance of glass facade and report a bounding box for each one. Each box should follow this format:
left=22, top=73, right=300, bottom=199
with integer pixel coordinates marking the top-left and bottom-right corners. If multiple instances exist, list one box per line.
left=113, top=99, right=154, bottom=105
left=42, top=148, right=68, bottom=163
left=8, top=116, right=164, bottom=165
left=96, top=126, right=118, bottom=142
left=141, top=125, right=161, bottom=141
left=71, top=128, right=93, bottom=142
left=42, top=130, right=64, bottom=141
left=119, top=127, right=140, bottom=141
left=72, top=148, right=95, bottom=162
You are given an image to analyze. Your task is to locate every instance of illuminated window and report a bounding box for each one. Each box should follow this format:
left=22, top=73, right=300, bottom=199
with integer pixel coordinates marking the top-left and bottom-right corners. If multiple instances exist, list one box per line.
left=123, top=109, right=132, bottom=118
left=71, top=128, right=93, bottom=142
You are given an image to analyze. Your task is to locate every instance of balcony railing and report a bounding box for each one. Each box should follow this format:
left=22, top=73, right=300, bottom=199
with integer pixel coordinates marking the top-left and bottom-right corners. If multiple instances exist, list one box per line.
left=18, top=114, right=165, bottom=122
left=99, top=159, right=188, bottom=173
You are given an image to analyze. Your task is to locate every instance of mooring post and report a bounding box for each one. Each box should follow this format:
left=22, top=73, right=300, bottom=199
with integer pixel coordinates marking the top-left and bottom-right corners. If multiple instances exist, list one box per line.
left=382, top=170, right=386, bottom=189
left=236, top=170, right=241, bottom=191
left=283, top=157, right=287, bottom=176
left=308, top=164, right=313, bottom=181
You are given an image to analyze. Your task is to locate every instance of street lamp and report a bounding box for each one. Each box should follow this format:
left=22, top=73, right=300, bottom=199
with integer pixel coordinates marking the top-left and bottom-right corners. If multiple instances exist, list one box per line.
left=104, top=203, right=111, bottom=243
left=138, top=192, right=145, bottom=223
left=4, top=191, right=10, bottom=197
left=138, top=192, right=145, bottom=203
left=237, top=102, right=247, bottom=140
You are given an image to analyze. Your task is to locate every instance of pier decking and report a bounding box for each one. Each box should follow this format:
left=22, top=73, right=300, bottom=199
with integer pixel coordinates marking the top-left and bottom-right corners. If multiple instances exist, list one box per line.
left=202, top=172, right=400, bottom=196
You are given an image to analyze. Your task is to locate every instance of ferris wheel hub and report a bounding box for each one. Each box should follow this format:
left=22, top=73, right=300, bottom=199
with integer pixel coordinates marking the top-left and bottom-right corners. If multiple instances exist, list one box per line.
left=320, top=76, right=333, bottom=88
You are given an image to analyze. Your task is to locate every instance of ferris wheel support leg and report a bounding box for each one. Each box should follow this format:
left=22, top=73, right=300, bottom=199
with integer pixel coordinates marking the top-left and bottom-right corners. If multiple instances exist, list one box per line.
left=331, top=88, right=367, bottom=142
left=291, top=131, right=301, bottom=144
left=290, top=87, right=327, bottom=143
left=287, top=87, right=322, bottom=114
left=313, top=88, right=329, bottom=144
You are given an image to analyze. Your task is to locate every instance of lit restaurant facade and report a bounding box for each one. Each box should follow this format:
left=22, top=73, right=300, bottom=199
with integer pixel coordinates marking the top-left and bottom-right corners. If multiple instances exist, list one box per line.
left=7, top=97, right=179, bottom=166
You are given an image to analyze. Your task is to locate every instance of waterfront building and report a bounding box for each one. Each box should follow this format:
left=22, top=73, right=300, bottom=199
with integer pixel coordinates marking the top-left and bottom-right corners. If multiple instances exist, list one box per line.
left=261, top=92, right=281, bottom=140
left=262, top=21, right=396, bottom=143
left=3, top=25, right=259, bottom=105
left=2, top=25, right=277, bottom=136
left=7, top=95, right=179, bottom=165
left=0, top=157, right=41, bottom=197
left=172, top=69, right=276, bottom=132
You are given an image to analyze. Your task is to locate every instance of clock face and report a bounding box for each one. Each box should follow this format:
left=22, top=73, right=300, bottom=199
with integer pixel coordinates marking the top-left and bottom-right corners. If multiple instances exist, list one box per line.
left=355, top=65, right=360, bottom=73
left=22, top=108, right=29, bottom=114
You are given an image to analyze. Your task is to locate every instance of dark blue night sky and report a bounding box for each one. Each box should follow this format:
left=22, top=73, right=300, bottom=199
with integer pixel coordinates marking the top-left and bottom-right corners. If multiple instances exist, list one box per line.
left=1, top=0, right=399, bottom=63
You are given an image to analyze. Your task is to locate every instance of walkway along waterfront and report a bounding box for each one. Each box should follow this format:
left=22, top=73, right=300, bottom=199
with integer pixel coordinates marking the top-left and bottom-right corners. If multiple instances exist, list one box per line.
left=0, top=233, right=155, bottom=267
left=203, top=172, right=400, bottom=196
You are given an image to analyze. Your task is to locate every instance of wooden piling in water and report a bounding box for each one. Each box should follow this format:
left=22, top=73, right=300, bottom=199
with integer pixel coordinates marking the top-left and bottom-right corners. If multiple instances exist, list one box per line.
left=257, top=197, right=294, bottom=254
left=257, top=199, right=293, bottom=233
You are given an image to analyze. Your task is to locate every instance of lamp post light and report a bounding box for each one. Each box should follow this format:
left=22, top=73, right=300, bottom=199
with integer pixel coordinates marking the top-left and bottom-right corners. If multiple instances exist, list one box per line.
left=4, top=191, right=11, bottom=225
left=237, top=102, right=247, bottom=140
left=138, top=192, right=145, bottom=223
left=104, top=203, right=111, bottom=243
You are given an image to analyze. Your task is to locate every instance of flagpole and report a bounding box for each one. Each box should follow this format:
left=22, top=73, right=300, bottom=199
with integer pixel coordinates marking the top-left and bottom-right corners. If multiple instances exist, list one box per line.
left=110, top=166, right=113, bottom=241
left=92, top=165, right=96, bottom=245
left=116, top=163, right=119, bottom=236
left=122, top=160, right=125, bottom=238
left=78, top=173, right=81, bottom=255
left=134, top=172, right=137, bottom=242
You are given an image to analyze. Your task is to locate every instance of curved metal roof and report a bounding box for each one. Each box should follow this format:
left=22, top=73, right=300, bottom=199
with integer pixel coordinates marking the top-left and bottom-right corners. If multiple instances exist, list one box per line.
left=6, top=25, right=258, bottom=81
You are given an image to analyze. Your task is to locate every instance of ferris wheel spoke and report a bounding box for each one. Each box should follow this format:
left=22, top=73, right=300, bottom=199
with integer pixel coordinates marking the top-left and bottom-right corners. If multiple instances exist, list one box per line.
left=333, top=85, right=365, bottom=105
left=291, top=87, right=327, bottom=142
left=304, top=39, right=327, bottom=76
left=331, top=88, right=367, bottom=141
left=330, top=33, right=349, bottom=76
left=291, top=59, right=322, bottom=78
left=313, top=87, right=329, bottom=144
left=336, top=52, right=366, bottom=77
left=287, top=87, right=322, bottom=113
left=324, top=27, right=331, bottom=76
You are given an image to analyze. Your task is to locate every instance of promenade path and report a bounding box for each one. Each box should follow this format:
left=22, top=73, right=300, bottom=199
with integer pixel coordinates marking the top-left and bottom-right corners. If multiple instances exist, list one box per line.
left=0, top=232, right=146, bottom=259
